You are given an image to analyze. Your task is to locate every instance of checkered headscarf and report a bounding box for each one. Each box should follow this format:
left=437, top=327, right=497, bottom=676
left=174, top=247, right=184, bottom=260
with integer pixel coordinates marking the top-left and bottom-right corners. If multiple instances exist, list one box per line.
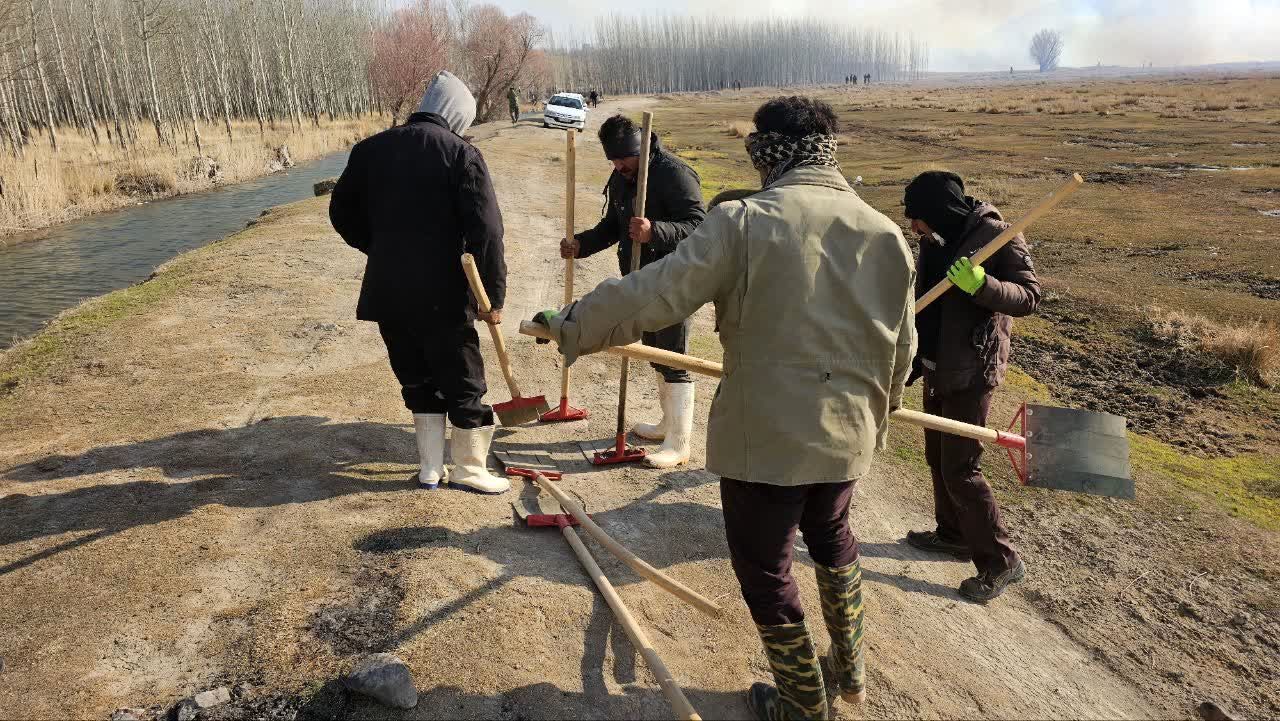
left=745, top=131, right=839, bottom=187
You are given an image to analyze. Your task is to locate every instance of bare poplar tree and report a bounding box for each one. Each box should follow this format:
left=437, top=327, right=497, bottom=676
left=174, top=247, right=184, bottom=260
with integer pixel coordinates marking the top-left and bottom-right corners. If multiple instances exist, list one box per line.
left=1030, top=28, right=1063, bottom=72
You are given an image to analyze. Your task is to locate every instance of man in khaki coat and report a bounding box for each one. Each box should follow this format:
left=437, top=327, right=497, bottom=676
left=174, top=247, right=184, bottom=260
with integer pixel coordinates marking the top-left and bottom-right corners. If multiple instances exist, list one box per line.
left=536, top=96, right=916, bottom=721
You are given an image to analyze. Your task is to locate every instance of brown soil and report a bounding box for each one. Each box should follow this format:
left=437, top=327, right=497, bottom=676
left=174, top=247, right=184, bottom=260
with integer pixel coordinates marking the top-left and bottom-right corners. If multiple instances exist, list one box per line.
left=1, top=94, right=1275, bottom=721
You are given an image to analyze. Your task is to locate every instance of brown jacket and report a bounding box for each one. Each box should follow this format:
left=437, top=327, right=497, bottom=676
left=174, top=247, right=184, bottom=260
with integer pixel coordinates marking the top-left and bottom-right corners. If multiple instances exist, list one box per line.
left=921, top=202, right=1040, bottom=395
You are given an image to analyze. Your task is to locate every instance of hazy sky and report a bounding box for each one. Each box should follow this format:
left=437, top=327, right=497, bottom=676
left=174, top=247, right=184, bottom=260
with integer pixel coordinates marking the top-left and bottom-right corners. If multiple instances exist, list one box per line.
left=495, top=0, right=1280, bottom=72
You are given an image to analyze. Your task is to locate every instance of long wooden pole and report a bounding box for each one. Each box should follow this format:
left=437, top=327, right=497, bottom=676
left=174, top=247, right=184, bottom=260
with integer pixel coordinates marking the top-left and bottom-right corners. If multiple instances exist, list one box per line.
left=561, top=129, right=577, bottom=399
left=914, top=173, right=1083, bottom=312
left=461, top=253, right=524, bottom=399
left=612, top=111, right=654, bottom=446
left=533, top=472, right=722, bottom=618
left=519, top=321, right=1011, bottom=446
left=558, top=522, right=703, bottom=720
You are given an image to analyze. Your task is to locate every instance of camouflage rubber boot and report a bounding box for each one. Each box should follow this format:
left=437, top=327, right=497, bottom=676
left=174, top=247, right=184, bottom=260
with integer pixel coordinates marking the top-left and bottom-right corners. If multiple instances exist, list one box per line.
left=747, top=621, right=829, bottom=720
left=816, top=559, right=866, bottom=704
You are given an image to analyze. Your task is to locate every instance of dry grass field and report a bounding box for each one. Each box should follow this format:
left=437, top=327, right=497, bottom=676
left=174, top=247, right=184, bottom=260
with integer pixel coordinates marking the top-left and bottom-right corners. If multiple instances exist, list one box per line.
left=649, top=73, right=1280, bottom=716
left=0, top=117, right=385, bottom=241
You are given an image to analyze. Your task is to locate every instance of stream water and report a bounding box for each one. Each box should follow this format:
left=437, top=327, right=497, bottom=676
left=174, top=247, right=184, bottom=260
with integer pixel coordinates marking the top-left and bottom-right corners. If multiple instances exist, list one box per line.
left=0, top=151, right=350, bottom=349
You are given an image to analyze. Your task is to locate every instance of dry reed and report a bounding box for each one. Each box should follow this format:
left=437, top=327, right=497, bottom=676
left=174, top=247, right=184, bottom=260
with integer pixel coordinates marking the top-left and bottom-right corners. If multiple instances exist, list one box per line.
left=0, top=116, right=384, bottom=238
left=1147, top=307, right=1278, bottom=388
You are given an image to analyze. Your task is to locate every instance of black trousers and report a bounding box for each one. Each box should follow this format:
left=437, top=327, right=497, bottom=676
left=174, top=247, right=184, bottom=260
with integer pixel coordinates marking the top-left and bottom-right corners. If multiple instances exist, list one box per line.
left=642, top=318, right=692, bottom=383
left=721, top=478, right=859, bottom=626
left=378, top=322, right=493, bottom=429
left=923, top=376, right=1018, bottom=576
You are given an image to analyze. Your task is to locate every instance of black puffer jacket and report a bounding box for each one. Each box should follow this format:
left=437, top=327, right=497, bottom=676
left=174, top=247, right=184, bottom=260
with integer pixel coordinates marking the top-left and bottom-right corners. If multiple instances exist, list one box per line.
left=919, top=202, right=1040, bottom=395
left=575, top=133, right=705, bottom=275
left=329, top=112, right=505, bottom=327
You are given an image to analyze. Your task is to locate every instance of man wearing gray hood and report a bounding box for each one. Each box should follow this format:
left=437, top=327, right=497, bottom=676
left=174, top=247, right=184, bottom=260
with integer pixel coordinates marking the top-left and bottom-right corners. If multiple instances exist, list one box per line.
left=329, top=70, right=510, bottom=495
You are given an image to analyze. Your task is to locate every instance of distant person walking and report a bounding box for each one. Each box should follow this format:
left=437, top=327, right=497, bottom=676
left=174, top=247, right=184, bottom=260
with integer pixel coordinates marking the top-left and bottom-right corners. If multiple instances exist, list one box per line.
left=852, top=74, right=858, bottom=85
left=863, top=73, right=871, bottom=84
left=588, top=89, right=599, bottom=107
left=328, top=70, right=511, bottom=496
left=901, top=170, right=1041, bottom=602
left=507, top=86, right=520, bottom=124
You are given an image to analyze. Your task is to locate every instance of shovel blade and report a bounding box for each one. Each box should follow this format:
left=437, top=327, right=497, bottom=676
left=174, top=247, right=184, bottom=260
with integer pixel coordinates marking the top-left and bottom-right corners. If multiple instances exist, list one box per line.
left=494, top=395, right=551, bottom=426
left=1025, top=404, right=1134, bottom=500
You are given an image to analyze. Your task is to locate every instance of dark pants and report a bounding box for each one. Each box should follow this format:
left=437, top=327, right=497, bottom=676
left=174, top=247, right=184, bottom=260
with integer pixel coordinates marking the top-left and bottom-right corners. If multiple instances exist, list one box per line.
left=923, top=376, right=1018, bottom=576
left=641, top=318, right=692, bottom=383
left=378, top=322, right=493, bottom=429
left=721, top=478, right=859, bottom=626
left=509, top=106, right=519, bottom=123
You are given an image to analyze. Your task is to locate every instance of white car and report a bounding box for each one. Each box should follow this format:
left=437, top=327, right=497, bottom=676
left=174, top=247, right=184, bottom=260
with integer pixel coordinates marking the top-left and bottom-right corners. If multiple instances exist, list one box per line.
left=543, top=93, right=587, bottom=131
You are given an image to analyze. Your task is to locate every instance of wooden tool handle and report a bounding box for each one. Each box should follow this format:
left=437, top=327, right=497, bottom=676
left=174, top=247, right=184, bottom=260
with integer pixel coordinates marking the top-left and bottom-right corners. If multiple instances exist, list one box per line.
left=631, top=111, right=654, bottom=273
left=562, top=130, right=577, bottom=397
left=519, top=322, right=725, bottom=379
left=914, top=173, right=1084, bottom=313
left=534, top=473, right=722, bottom=618
left=461, top=253, right=522, bottom=397
left=520, top=322, right=1016, bottom=443
left=560, top=525, right=702, bottom=720
left=615, top=111, right=656, bottom=435
left=887, top=408, right=999, bottom=443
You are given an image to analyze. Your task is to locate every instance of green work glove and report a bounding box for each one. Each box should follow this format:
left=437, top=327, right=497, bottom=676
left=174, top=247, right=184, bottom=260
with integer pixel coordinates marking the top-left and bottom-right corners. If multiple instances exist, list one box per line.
left=947, top=256, right=986, bottom=296
left=530, top=309, right=559, bottom=344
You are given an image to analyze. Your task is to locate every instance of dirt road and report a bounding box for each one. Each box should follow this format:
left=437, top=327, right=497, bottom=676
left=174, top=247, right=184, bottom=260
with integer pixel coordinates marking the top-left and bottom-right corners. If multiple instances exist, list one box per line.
left=1, top=100, right=1168, bottom=719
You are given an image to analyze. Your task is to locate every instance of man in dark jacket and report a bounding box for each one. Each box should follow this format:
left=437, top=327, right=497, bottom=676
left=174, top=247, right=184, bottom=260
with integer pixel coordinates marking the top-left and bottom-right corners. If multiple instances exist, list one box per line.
left=559, top=114, right=706, bottom=468
left=329, top=70, right=510, bottom=495
left=902, top=170, right=1041, bottom=602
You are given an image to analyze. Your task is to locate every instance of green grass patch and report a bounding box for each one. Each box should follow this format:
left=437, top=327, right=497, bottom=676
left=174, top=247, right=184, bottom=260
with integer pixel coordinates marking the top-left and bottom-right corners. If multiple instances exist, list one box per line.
left=1003, top=365, right=1054, bottom=402
left=675, top=149, right=730, bottom=161
left=683, top=155, right=758, bottom=205
left=890, top=439, right=929, bottom=470
left=1130, top=433, right=1280, bottom=530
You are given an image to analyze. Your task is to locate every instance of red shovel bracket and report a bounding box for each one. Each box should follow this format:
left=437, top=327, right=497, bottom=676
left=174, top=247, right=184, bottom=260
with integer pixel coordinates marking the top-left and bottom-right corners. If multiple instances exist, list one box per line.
left=994, top=403, right=1028, bottom=485
left=592, top=432, right=647, bottom=466
left=541, top=397, right=589, bottom=423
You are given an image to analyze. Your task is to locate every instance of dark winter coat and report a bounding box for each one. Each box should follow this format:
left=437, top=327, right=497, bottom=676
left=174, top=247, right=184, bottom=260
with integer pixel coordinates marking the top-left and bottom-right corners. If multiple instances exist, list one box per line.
left=917, top=202, right=1040, bottom=395
left=575, top=134, right=705, bottom=275
left=329, top=112, right=505, bottom=327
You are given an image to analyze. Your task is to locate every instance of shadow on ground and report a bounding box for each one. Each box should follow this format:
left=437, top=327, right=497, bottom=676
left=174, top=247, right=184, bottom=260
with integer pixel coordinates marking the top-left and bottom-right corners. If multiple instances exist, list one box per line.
left=1, top=416, right=419, bottom=575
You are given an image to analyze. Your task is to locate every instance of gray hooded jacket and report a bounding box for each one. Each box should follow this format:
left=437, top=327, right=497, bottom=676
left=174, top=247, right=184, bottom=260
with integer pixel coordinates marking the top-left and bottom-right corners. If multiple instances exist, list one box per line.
left=416, top=70, right=477, bottom=135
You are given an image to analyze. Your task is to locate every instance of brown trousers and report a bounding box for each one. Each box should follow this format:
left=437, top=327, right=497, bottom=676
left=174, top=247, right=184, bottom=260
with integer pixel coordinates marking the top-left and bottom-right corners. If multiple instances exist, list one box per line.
left=721, top=478, right=859, bottom=626
left=923, top=376, right=1019, bottom=575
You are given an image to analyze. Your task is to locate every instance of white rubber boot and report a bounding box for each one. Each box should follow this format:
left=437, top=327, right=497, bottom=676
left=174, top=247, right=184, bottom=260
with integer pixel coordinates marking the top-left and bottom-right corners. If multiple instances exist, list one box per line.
left=632, top=379, right=671, bottom=441
left=413, top=413, right=447, bottom=489
left=645, top=382, right=694, bottom=468
left=447, top=425, right=510, bottom=494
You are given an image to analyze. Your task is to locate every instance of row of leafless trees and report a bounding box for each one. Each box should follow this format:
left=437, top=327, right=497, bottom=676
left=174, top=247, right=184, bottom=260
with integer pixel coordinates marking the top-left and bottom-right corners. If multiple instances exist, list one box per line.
left=0, top=0, right=927, bottom=161
left=547, top=16, right=928, bottom=95
left=0, top=0, right=384, bottom=157
left=0, top=0, right=553, bottom=158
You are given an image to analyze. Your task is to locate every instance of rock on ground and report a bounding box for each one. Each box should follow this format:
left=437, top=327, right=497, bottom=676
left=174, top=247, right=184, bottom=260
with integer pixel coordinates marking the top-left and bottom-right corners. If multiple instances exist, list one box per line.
left=313, top=178, right=338, bottom=196
left=172, top=699, right=199, bottom=721
left=342, top=653, right=418, bottom=709
left=192, top=687, right=231, bottom=708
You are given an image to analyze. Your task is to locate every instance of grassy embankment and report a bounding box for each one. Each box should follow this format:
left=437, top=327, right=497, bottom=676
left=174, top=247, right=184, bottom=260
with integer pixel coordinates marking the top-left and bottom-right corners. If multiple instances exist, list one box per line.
left=0, top=117, right=384, bottom=243
left=0, top=200, right=316, bottom=410
left=656, top=75, right=1280, bottom=528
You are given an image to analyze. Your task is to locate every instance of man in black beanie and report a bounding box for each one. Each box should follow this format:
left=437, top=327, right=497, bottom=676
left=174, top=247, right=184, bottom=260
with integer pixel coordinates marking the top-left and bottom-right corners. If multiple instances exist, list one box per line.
left=560, top=113, right=706, bottom=468
left=902, top=170, right=1041, bottom=603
